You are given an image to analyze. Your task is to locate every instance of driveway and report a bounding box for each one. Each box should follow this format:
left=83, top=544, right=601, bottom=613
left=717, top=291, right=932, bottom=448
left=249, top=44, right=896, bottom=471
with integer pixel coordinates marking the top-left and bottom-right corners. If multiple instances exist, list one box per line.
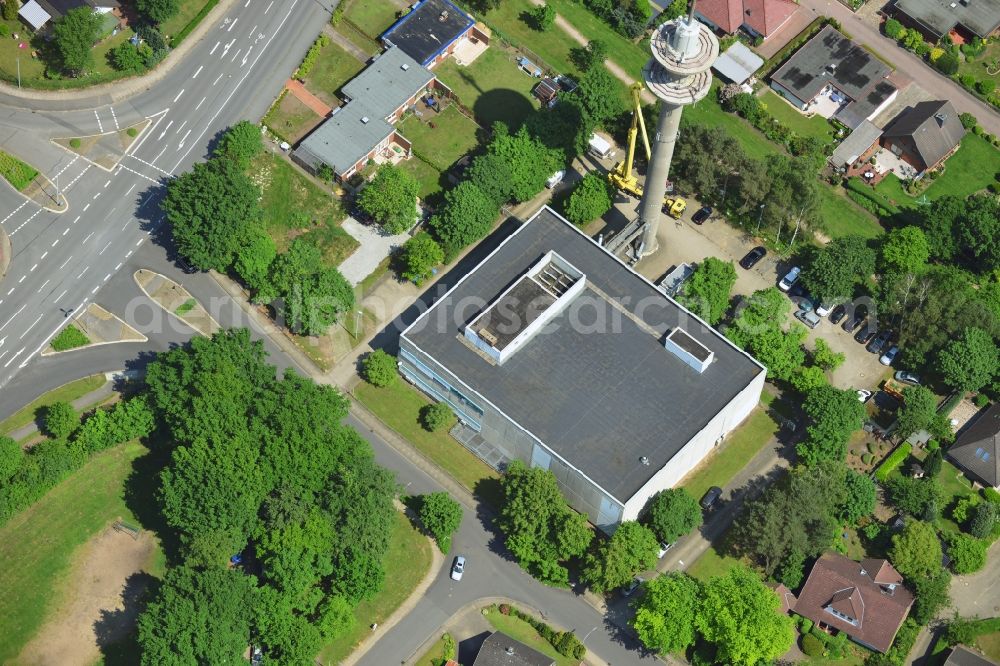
left=338, top=217, right=410, bottom=286
left=950, top=540, right=1000, bottom=618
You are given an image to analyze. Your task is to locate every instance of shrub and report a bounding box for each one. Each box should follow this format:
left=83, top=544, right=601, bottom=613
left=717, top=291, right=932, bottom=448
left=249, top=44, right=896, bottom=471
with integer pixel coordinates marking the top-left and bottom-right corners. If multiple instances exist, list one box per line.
left=802, top=633, right=826, bottom=657
left=43, top=401, right=79, bottom=439
left=945, top=532, right=987, bottom=574
left=884, top=18, right=904, bottom=39
left=961, top=74, right=976, bottom=89
left=51, top=325, right=90, bottom=351
left=361, top=349, right=397, bottom=387
left=69, top=138, right=82, bottom=149
left=862, top=452, right=874, bottom=465
left=929, top=47, right=945, bottom=62
left=875, top=442, right=911, bottom=482
left=296, top=34, right=330, bottom=79
left=959, top=112, right=978, bottom=129
left=976, top=79, right=996, bottom=96
left=974, top=393, right=990, bottom=408
left=419, top=402, right=453, bottom=432
left=952, top=495, right=980, bottom=525
left=984, top=487, right=1000, bottom=504
left=935, top=52, right=960, bottom=75
left=499, top=603, right=511, bottom=615
left=127, top=127, right=138, bottom=138
left=862, top=522, right=882, bottom=541
left=969, top=502, right=999, bottom=538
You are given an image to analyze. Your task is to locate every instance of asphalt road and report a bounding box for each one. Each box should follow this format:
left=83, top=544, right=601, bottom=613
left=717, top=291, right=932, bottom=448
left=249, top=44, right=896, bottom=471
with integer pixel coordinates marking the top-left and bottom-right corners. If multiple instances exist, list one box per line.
left=0, top=0, right=335, bottom=391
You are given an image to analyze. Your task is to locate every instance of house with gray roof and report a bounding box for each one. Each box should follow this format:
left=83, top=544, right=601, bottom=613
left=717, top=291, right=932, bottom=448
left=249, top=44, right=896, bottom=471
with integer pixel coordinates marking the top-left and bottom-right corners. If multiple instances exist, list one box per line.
left=399, top=206, right=766, bottom=532
left=770, top=25, right=898, bottom=129
left=382, top=0, right=489, bottom=69
left=949, top=402, right=1000, bottom=489
left=881, top=100, right=965, bottom=174
left=891, top=0, right=1000, bottom=40
left=292, top=46, right=442, bottom=182
left=945, top=645, right=999, bottom=666
left=472, top=631, right=554, bottom=666
left=19, top=0, right=120, bottom=30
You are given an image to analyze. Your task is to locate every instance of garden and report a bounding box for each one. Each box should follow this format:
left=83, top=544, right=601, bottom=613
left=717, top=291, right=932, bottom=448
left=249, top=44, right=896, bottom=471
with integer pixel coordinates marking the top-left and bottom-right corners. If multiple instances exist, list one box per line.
left=433, top=46, right=541, bottom=130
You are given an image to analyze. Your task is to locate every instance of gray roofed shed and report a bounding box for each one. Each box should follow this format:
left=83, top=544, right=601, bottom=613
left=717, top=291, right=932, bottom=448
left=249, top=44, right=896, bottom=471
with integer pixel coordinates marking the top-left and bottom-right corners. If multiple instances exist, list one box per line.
left=948, top=402, right=1000, bottom=488
left=893, top=0, right=1000, bottom=39
left=830, top=120, right=883, bottom=168
left=882, top=100, right=965, bottom=171
left=712, top=42, right=764, bottom=84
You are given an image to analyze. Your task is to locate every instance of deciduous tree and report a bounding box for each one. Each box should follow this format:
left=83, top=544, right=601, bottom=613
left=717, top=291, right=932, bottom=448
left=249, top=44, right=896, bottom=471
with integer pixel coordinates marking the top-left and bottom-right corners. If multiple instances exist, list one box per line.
left=678, top=257, right=737, bottom=325
left=880, top=226, right=930, bottom=274
left=467, top=153, right=515, bottom=205
left=235, top=230, right=276, bottom=293
left=890, top=519, right=941, bottom=580
left=429, top=182, right=497, bottom=258
left=797, top=385, right=865, bottom=465
left=811, top=338, right=845, bottom=372
left=937, top=327, right=999, bottom=392
left=110, top=42, right=146, bottom=72
left=839, top=469, right=876, bottom=524
left=886, top=476, right=943, bottom=519
left=911, top=569, right=951, bottom=625
left=564, top=172, right=612, bottom=225
left=43, top=401, right=79, bottom=440
left=895, top=385, right=937, bottom=440
left=0, top=436, right=23, bottom=482
left=137, top=0, right=180, bottom=25
left=361, top=349, right=397, bottom=387
left=632, top=572, right=701, bottom=654
left=582, top=521, right=659, bottom=594
left=358, top=164, right=419, bottom=234
left=214, top=121, right=263, bottom=169
left=801, top=235, right=875, bottom=303
left=419, top=492, right=463, bottom=552
left=266, top=239, right=354, bottom=336
left=399, top=232, right=443, bottom=285
left=52, top=8, right=102, bottom=75
left=486, top=125, right=562, bottom=203
left=644, top=488, right=702, bottom=544
left=419, top=402, right=452, bottom=432
left=945, top=532, right=987, bottom=574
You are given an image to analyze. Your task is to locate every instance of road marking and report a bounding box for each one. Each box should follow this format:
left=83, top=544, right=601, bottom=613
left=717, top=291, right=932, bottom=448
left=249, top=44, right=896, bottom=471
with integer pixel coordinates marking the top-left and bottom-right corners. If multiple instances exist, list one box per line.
left=18, top=275, right=25, bottom=283
left=231, top=48, right=242, bottom=62
left=249, top=24, right=257, bottom=37
left=175, top=120, right=188, bottom=135
left=39, top=251, right=47, bottom=259
left=94, top=109, right=104, bottom=133
left=196, top=96, right=207, bottom=110
left=19, top=314, right=42, bottom=339
left=136, top=239, right=143, bottom=247
left=214, top=72, right=225, bottom=85
left=93, top=192, right=101, bottom=200
left=122, top=221, right=130, bottom=230
left=99, top=241, right=112, bottom=255
left=227, top=17, right=238, bottom=31
left=83, top=203, right=90, bottom=211
left=83, top=232, right=94, bottom=243
left=193, top=65, right=204, bottom=79
left=116, top=162, right=160, bottom=184
left=54, top=289, right=67, bottom=303
left=52, top=238, right=59, bottom=246
left=4, top=347, right=24, bottom=368
left=115, top=262, right=122, bottom=271
left=30, top=261, right=38, bottom=269
left=55, top=155, right=80, bottom=177
left=91, top=286, right=100, bottom=294
left=242, top=46, right=253, bottom=66
left=126, top=250, right=133, bottom=258
left=58, top=256, right=72, bottom=269
left=173, top=89, right=185, bottom=103
left=150, top=146, right=167, bottom=166
left=103, top=273, right=111, bottom=282
left=0, top=200, right=29, bottom=226
left=72, top=215, right=80, bottom=224
left=5, top=288, right=12, bottom=296
left=0, top=304, right=26, bottom=332
left=265, top=0, right=272, bottom=12
left=78, top=267, right=89, bottom=278
left=245, top=0, right=251, bottom=7
left=104, top=179, right=111, bottom=188
left=129, top=153, right=173, bottom=177
left=109, top=105, right=120, bottom=131
left=37, top=279, right=49, bottom=292
left=178, top=129, right=192, bottom=149
left=158, top=119, right=175, bottom=139
left=210, top=41, right=220, bottom=55
left=125, top=183, right=136, bottom=196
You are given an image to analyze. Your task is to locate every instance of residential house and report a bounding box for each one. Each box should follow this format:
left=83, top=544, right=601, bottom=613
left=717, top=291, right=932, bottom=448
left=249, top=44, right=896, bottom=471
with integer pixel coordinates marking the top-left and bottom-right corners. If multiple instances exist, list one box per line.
left=770, top=25, right=898, bottom=129
left=794, top=553, right=914, bottom=653
left=695, top=0, right=800, bottom=39
left=944, top=645, right=999, bottom=666
left=472, top=631, right=555, bottom=666
left=381, top=0, right=490, bottom=69
left=829, top=120, right=883, bottom=171
left=948, top=402, right=1000, bottom=489
left=398, top=206, right=766, bottom=533
left=769, top=582, right=799, bottom=614
left=891, top=0, right=1000, bottom=41
left=292, top=46, right=445, bottom=183
left=18, top=0, right=120, bottom=31
left=881, top=100, right=965, bottom=174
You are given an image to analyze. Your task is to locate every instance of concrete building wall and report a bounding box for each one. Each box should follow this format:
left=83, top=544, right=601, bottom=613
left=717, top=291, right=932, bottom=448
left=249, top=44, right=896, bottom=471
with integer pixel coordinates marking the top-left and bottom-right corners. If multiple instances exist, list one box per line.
left=770, top=81, right=809, bottom=110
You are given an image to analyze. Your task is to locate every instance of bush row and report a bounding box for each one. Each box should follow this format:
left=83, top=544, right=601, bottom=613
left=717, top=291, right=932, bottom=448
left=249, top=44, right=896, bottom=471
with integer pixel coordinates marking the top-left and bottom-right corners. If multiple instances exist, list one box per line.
left=718, top=89, right=829, bottom=164
left=874, top=442, right=912, bottom=482
left=170, top=0, right=221, bottom=49
left=295, top=34, right=331, bottom=79
left=498, top=604, right=587, bottom=660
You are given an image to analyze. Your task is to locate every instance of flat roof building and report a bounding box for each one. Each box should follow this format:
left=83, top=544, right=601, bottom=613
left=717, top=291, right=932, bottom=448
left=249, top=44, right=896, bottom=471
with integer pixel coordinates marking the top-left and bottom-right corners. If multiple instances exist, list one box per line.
left=891, top=0, right=1000, bottom=40
left=399, top=206, right=766, bottom=531
left=382, top=0, right=480, bottom=69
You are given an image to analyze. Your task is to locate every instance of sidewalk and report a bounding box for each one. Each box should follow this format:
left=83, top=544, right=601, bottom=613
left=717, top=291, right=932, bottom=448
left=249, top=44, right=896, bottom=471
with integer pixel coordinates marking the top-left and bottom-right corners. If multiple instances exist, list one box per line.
left=322, top=23, right=371, bottom=64
left=7, top=376, right=117, bottom=441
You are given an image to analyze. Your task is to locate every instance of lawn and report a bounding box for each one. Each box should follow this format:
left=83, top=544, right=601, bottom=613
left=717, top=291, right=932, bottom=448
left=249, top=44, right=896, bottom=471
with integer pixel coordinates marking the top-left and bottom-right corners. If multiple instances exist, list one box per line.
left=262, top=91, right=324, bottom=144
left=400, top=156, right=445, bottom=199
left=343, top=0, right=400, bottom=39
left=874, top=134, right=1000, bottom=205
left=934, top=459, right=978, bottom=534
left=414, top=633, right=454, bottom=666
left=433, top=47, right=540, bottom=129
left=0, top=441, right=153, bottom=663
left=957, top=41, right=1000, bottom=90
left=686, top=84, right=782, bottom=161
left=250, top=152, right=357, bottom=266
left=980, top=631, right=1000, bottom=662
left=686, top=545, right=743, bottom=582
left=160, top=0, right=219, bottom=43
left=0, top=23, right=133, bottom=90
left=545, top=0, right=649, bottom=78
left=679, top=405, right=779, bottom=501
left=353, top=380, right=502, bottom=506
left=0, top=149, right=40, bottom=191
left=333, top=21, right=382, bottom=58
left=301, top=40, right=366, bottom=109
left=317, top=510, right=432, bottom=664
left=397, top=105, right=481, bottom=171
left=760, top=90, right=836, bottom=143
left=815, top=184, right=884, bottom=239
left=484, top=607, right=578, bottom=666
left=0, top=374, right=106, bottom=436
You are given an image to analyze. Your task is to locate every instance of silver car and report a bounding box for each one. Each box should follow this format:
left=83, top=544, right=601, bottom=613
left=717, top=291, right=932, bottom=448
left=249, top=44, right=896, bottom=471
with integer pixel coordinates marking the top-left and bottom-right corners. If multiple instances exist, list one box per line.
left=450, top=555, right=465, bottom=581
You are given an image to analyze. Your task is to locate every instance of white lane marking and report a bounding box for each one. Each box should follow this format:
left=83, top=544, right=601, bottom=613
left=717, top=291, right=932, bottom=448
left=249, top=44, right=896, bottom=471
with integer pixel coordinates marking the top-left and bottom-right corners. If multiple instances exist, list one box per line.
left=178, top=129, right=192, bottom=149
left=39, top=251, right=47, bottom=260
left=103, top=273, right=111, bottom=282
left=0, top=199, right=29, bottom=225
left=150, top=146, right=167, bottom=166
left=19, top=314, right=42, bottom=339
left=193, top=65, right=204, bottom=79
left=125, top=183, right=136, bottom=196
left=83, top=232, right=94, bottom=243
left=126, top=250, right=133, bottom=258
left=94, top=109, right=104, bottom=133
left=5, top=288, right=12, bottom=295
left=227, top=17, right=239, bottom=31
left=91, top=286, right=99, bottom=294
left=175, top=120, right=188, bottom=135
left=93, top=192, right=101, bottom=200
left=72, top=215, right=81, bottom=224
left=17, top=275, right=25, bottom=283
left=136, top=238, right=143, bottom=247
left=58, top=256, right=72, bottom=269
left=109, top=105, right=120, bottom=131
left=210, top=40, right=220, bottom=55
left=0, top=304, right=26, bottom=332
left=221, top=38, right=235, bottom=56
left=213, top=72, right=224, bottom=85
left=30, top=262, right=38, bottom=270
left=249, top=24, right=258, bottom=37
left=51, top=238, right=59, bottom=246
left=241, top=46, right=253, bottom=66
left=158, top=119, right=175, bottom=140
left=78, top=267, right=89, bottom=278
left=8, top=209, right=43, bottom=237
left=116, top=162, right=159, bottom=184
left=99, top=241, right=112, bottom=255
left=196, top=96, right=207, bottom=110
left=4, top=347, right=25, bottom=368
left=104, top=179, right=111, bottom=188
left=55, top=155, right=80, bottom=177
left=231, top=48, right=242, bottom=62
left=127, top=109, right=169, bottom=157
left=83, top=203, right=90, bottom=211
left=54, top=289, right=68, bottom=303
left=129, top=153, right=173, bottom=177
left=122, top=221, right=130, bottom=230
left=245, top=0, right=251, bottom=7
left=0, top=351, right=7, bottom=363
left=265, top=0, right=272, bottom=12
left=173, top=89, right=185, bottom=103
left=37, top=279, right=49, bottom=292
left=115, top=263, right=122, bottom=271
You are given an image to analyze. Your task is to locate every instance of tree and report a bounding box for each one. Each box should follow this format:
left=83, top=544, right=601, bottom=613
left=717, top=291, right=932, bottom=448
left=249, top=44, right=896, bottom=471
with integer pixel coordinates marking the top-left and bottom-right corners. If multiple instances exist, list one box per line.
left=214, top=121, right=263, bottom=169
left=924, top=447, right=943, bottom=477
left=564, top=173, right=612, bottom=225
left=745, top=326, right=807, bottom=382
left=43, top=401, right=79, bottom=440
left=399, top=232, right=443, bottom=285
left=529, top=3, right=555, bottom=30
left=266, top=239, right=354, bottom=336
left=937, top=327, right=999, bottom=392
left=659, top=0, right=687, bottom=20
left=0, top=436, right=23, bottom=482
left=880, top=226, right=930, bottom=274
left=631, top=572, right=701, bottom=654
left=969, top=502, right=999, bottom=539
left=935, top=51, right=960, bottom=75
left=429, top=182, right=497, bottom=258
left=678, top=258, right=737, bottom=326
left=580, top=40, right=608, bottom=70
left=797, top=385, right=865, bottom=465
left=52, top=8, right=103, bottom=75
left=645, top=488, right=702, bottom=544
left=419, top=402, right=452, bottom=431
left=572, top=67, right=625, bottom=127
left=945, top=532, right=987, bottom=574
left=811, top=338, right=845, bottom=372
left=358, top=164, right=419, bottom=234
left=801, top=235, right=876, bottom=303
left=694, top=566, right=795, bottom=666
left=467, top=153, right=515, bottom=205
left=110, top=42, right=146, bottom=72
left=582, top=521, right=659, bottom=594
left=419, top=492, right=463, bottom=552
left=890, top=519, right=941, bottom=580
left=895, top=386, right=937, bottom=440
left=498, top=461, right=592, bottom=585
left=137, top=566, right=256, bottom=664
left=789, top=365, right=827, bottom=393
left=361, top=349, right=396, bottom=387
left=884, top=18, right=904, bottom=38
left=234, top=230, right=276, bottom=292
left=838, top=469, right=876, bottom=524
left=2, top=0, right=18, bottom=21
left=137, top=0, right=180, bottom=25
left=486, top=126, right=562, bottom=203
left=163, top=159, right=263, bottom=272
left=911, top=569, right=951, bottom=625
left=886, top=476, right=944, bottom=519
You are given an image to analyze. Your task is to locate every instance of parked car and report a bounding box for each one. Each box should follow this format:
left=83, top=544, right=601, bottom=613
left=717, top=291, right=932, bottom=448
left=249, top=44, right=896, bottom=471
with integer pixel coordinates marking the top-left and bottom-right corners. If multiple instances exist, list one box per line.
left=829, top=304, right=847, bottom=325
left=796, top=296, right=815, bottom=313
left=880, top=346, right=900, bottom=366
left=450, top=555, right=465, bottom=581
left=546, top=170, right=565, bottom=188
left=894, top=370, right=921, bottom=385
left=794, top=309, right=821, bottom=329
left=843, top=308, right=867, bottom=333
left=857, top=389, right=872, bottom=402
left=739, top=246, right=767, bottom=269
left=867, top=329, right=892, bottom=354
left=815, top=302, right=832, bottom=317
left=622, top=576, right=643, bottom=597
left=854, top=322, right=878, bottom=344
left=700, top=486, right=723, bottom=510
left=691, top=206, right=712, bottom=225
left=657, top=542, right=674, bottom=559
left=177, top=257, right=197, bottom=274
left=778, top=266, right=801, bottom=292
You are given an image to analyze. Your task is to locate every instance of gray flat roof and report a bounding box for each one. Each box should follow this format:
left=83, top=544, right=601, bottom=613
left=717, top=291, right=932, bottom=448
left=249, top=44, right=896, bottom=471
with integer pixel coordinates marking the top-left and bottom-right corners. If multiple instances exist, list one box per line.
left=713, top=42, right=764, bottom=84
left=403, top=207, right=764, bottom=503
left=342, top=46, right=435, bottom=116
left=894, top=0, right=1000, bottom=38
left=830, top=119, right=883, bottom=167
left=295, top=103, right=393, bottom=175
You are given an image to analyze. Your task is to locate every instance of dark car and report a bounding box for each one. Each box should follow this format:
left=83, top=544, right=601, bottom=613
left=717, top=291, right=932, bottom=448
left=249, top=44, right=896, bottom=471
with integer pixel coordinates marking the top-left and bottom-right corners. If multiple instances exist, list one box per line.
left=700, top=486, right=723, bottom=510
left=691, top=206, right=712, bottom=225
left=177, top=257, right=197, bottom=274
left=739, top=246, right=766, bottom=269
left=829, top=304, right=847, bottom=324
left=867, top=329, right=892, bottom=354
left=842, top=306, right=867, bottom=333
left=854, top=321, right=878, bottom=344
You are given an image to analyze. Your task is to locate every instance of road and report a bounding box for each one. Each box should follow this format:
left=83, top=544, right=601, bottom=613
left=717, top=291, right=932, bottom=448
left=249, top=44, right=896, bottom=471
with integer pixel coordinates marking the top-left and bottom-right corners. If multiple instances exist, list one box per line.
left=0, top=0, right=335, bottom=391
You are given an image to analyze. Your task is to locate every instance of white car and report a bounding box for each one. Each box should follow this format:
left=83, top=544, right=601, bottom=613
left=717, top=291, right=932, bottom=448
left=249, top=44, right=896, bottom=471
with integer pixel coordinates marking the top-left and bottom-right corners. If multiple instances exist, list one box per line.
left=815, top=302, right=832, bottom=317
left=546, top=170, right=565, bottom=188
left=450, top=555, right=465, bottom=581
left=857, top=389, right=872, bottom=402
left=778, top=267, right=801, bottom=292
left=657, top=541, right=674, bottom=558
left=880, top=346, right=899, bottom=366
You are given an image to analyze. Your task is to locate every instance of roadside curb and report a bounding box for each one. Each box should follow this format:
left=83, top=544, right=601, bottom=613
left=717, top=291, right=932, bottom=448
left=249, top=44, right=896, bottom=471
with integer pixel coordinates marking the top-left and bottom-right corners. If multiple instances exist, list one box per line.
left=0, top=225, right=11, bottom=281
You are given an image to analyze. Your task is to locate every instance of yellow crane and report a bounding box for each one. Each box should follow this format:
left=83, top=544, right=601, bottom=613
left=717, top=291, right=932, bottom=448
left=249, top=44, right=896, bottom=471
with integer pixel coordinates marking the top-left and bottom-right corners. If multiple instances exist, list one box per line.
left=607, top=83, right=686, bottom=219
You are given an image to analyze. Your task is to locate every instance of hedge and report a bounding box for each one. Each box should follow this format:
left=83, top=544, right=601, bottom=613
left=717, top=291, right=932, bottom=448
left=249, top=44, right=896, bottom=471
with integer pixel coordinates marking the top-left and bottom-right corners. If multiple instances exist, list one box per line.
left=170, top=0, right=221, bottom=49
left=875, top=442, right=912, bottom=482
left=505, top=605, right=587, bottom=660
left=295, top=34, right=331, bottom=79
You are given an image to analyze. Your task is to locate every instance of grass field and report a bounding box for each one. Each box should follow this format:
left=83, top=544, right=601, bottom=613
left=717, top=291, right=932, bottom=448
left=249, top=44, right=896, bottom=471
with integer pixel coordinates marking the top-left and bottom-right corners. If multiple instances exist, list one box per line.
left=398, top=106, right=481, bottom=172
left=400, top=156, right=445, bottom=199
left=0, top=374, right=106, bottom=436
left=343, top=0, right=400, bottom=38
left=680, top=406, right=779, bottom=501
left=815, top=184, right=884, bottom=239
left=484, top=607, right=577, bottom=666
left=354, top=380, right=502, bottom=506
left=261, top=92, right=323, bottom=144
left=934, top=460, right=978, bottom=534
left=0, top=441, right=152, bottom=663
left=686, top=545, right=743, bottom=582
left=0, top=150, right=40, bottom=191
left=333, top=20, right=382, bottom=57
left=874, top=134, right=1000, bottom=206
left=434, top=48, right=540, bottom=129
left=51, top=324, right=91, bottom=352
left=317, top=510, right=432, bottom=664
left=957, top=41, right=1000, bottom=90
left=160, top=0, right=219, bottom=42
left=302, top=40, right=366, bottom=109
left=760, top=90, right=836, bottom=143
left=685, top=85, right=782, bottom=161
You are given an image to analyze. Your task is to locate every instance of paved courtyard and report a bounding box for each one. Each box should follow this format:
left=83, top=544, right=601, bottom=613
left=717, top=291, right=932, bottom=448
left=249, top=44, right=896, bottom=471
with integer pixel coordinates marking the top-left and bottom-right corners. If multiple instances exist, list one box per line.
left=338, top=217, right=410, bottom=286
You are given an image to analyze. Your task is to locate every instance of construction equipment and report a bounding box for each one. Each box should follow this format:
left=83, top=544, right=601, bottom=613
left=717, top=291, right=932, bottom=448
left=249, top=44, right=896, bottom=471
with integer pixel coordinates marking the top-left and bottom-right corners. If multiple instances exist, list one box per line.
left=608, top=83, right=686, bottom=219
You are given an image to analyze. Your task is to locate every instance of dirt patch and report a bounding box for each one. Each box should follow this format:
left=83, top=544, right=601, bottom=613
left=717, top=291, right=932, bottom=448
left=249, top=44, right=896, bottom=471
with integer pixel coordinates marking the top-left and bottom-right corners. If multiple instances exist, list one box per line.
left=17, top=527, right=157, bottom=666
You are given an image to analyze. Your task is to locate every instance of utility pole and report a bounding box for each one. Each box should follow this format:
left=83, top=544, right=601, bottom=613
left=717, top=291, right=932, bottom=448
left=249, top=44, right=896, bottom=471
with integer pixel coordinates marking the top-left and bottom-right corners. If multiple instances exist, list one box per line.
left=16, top=57, right=21, bottom=89
left=754, top=203, right=765, bottom=234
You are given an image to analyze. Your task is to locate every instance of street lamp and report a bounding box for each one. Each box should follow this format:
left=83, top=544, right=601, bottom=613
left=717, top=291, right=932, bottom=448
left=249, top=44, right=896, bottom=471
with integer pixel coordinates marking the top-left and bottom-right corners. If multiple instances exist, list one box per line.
left=754, top=203, right=765, bottom=234
left=720, top=170, right=738, bottom=206
left=353, top=310, right=363, bottom=339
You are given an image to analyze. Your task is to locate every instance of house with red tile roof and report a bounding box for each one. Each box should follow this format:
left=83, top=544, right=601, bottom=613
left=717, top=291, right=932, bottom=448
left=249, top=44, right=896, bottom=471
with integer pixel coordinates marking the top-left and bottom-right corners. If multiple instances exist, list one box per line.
left=695, top=0, right=799, bottom=38
left=794, top=553, right=914, bottom=654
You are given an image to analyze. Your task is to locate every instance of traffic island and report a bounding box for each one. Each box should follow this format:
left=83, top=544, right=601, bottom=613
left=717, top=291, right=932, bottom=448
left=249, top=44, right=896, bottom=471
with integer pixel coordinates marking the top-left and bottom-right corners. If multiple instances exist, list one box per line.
left=52, top=119, right=151, bottom=171
left=0, top=150, right=66, bottom=212
left=0, top=224, right=10, bottom=281
left=134, top=269, right=220, bottom=337
left=42, top=303, right=146, bottom=356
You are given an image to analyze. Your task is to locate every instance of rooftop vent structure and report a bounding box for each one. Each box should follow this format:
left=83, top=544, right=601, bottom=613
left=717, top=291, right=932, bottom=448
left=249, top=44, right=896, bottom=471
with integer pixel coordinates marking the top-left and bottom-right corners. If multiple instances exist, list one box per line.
left=640, top=456, right=650, bottom=466
left=361, top=116, right=370, bottom=124
left=505, top=646, right=515, bottom=656
left=664, top=328, right=714, bottom=374
left=401, top=62, right=410, bottom=70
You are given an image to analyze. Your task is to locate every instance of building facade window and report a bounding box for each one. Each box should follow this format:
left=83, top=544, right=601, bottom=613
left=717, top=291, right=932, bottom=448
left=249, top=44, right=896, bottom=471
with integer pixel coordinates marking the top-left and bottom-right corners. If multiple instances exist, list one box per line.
left=400, top=348, right=485, bottom=427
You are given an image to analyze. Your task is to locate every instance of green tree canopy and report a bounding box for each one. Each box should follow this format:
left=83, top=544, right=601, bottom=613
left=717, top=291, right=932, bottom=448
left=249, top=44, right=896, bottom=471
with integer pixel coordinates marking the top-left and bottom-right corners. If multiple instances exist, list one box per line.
left=811, top=338, right=845, bottom=372
left=419, top=492, right=463, bottom=552
left=419, top=402, right=452, bottom=432
left=265, top=239, right=354, bottom=336
left=880, top=226, right=930, bottom=274
left=911, top=569, right=951, bottom=625
left=110, top=42, right=146, bottom=72
left=486, top=125, right=562, bottom=203
left=467, top=153, right=516, bottom=205
left=571, top=67, right=625, bottom=127
left=235, top=230, right=277, bottom=292
left=0, top=435, right=23, bottom=482
left=895, top=385, right=937, bottom=440
left=429, top=182, right=497, bottom=258
left=582, top=521, right=659, bottom=594
left=52, top=8, right=102, bottom=74
left=399, top=232, right=443, bottom=285
left=839, top=468, right=876, bottom=524
left=678, top=258, right=737, bottom=326
left=797, top=385, right=865, bottom=465
left=801, top=235, right=876, bottom=303
left=214, top=121, right=264, bottom=169
left=43, top=401, right=79, bottom=440
left=937, top=327, right=999, bottom=392
left=631, top=572, right=701, bottom=654
left=564, top=172, right=613, bottom=225
left=890, top=518, right=941, bottom=580
left=137, top=0, right=180, bottom=24
left=361, top=349, right=397, bottom=387
left=945, top=532, right=987, bottom=574
left=644, top=488, right=702, bottom=544
left=358, top=164, right=419, bottom=234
